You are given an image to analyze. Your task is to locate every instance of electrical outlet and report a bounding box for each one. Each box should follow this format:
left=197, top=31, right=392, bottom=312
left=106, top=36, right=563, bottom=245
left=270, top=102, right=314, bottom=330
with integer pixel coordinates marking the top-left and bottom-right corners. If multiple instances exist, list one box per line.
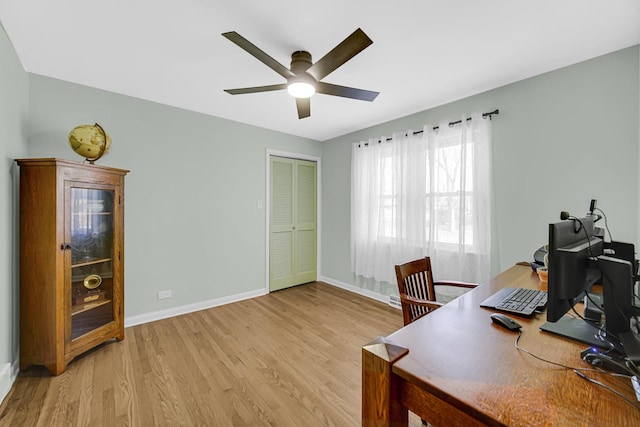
left=389, top=295, right=401, bottom=308
left=158, top=290, right=172, bottom=300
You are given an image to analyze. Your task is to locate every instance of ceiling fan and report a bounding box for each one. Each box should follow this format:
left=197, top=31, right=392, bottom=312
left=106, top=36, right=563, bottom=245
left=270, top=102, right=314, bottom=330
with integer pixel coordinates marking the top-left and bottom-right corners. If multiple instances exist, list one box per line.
left=222, top=28, right=379, bottom=119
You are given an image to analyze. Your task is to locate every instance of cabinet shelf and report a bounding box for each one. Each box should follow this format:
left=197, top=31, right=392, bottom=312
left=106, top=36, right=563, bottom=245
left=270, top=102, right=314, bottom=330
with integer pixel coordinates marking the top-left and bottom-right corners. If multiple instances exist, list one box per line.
left=71, top=298, right=112, bottom=316
left=72, top=211, right=112, bottom=216
left=71, top=258, right=112, bottom=268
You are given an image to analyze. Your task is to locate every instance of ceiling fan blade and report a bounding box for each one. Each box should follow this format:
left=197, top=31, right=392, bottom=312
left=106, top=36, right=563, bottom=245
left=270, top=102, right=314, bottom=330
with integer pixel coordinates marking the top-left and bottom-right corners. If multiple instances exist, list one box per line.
left=306, top=28, right=373, bottom=81
left=222, top=32, right=295, bottom=80
left=316, top=82, right=379, bottom=102
left=224, top=84, right=287, bottom=95
left=296, top=98, right=310, bottom=119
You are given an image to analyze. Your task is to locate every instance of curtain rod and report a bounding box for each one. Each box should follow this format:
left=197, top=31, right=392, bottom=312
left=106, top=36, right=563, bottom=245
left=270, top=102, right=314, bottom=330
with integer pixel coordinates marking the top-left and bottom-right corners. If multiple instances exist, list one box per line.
left=373, top=109, right=500, bottom=144
left=423, top=109, right=499, bottom=133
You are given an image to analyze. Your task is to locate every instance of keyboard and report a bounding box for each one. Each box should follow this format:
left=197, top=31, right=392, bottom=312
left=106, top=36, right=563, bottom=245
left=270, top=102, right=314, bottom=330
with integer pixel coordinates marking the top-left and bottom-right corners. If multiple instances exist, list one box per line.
left=480, top=287, right=548, bottom=317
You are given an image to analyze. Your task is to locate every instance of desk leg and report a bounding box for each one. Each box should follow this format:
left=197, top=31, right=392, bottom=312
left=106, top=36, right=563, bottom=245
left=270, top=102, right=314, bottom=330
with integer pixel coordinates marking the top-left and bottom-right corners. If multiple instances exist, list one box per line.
left=362, top=336, right=410, bottom=427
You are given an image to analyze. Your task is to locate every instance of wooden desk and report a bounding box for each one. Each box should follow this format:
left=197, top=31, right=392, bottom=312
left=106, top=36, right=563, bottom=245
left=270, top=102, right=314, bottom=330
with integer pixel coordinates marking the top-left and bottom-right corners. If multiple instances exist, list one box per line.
left=362, top=265, right=640, bottom=426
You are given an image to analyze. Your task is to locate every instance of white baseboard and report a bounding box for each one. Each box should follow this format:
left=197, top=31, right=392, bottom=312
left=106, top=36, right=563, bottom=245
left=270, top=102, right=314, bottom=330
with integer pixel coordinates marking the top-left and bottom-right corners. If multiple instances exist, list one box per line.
left=124, top=288, right=268, bottom=328
left=0, top=359, right=19, bottom=406
left=318, top=275, right=400, bottom=309
left=124, top=277, right=400, bottom=330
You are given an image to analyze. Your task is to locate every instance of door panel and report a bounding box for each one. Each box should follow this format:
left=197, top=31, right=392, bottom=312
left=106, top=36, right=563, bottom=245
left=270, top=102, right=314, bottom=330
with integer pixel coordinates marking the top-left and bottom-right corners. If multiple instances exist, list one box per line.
left=296, top=162, right=316, bottom=223
left=293, top=161, right=316, bottom=284
left=270, top=232, right=293, bottom=285
left=295, top=229, right=316, bottom=283
left=269, top=157, right=317, bottom=291
left=270, top=159, right=295, bottom=290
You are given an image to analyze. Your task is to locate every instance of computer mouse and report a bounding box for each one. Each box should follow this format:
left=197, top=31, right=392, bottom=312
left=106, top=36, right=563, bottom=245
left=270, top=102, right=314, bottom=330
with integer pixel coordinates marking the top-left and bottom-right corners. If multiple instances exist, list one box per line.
left=490, top=313, right=522, bottom=331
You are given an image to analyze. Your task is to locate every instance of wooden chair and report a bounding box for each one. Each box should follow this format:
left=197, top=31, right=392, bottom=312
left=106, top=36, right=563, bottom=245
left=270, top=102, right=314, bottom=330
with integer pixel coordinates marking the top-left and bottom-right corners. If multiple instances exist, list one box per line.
left=395, top=257, right=479, bottom=326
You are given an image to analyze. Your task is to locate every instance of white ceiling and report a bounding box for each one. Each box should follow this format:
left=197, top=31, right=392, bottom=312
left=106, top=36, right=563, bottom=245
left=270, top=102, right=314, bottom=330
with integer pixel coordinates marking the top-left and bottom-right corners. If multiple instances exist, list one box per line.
left=1, top=1, right=639, bottom=141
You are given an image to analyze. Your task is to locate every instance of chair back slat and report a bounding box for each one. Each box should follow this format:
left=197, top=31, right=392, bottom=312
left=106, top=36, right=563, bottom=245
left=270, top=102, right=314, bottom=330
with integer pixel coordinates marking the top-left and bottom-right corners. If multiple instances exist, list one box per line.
left=395, top=257, right=438, bottom=325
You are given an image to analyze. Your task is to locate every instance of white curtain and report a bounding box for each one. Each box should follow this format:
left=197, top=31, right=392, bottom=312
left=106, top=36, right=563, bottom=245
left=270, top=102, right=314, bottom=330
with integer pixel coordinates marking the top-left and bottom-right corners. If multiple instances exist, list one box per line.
left=351, top=112, right=492, bottom=284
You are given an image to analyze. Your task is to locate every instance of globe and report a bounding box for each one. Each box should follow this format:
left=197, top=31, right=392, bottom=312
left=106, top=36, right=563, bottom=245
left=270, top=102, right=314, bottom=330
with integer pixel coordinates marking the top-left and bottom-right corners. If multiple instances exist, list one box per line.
left=68, top=124, right=112, bottom=163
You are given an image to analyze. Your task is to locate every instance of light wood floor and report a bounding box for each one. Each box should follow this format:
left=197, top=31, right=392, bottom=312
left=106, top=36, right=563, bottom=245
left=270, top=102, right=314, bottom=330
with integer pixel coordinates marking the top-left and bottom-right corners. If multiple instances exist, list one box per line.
left=0, top=282, right=422, bottom=426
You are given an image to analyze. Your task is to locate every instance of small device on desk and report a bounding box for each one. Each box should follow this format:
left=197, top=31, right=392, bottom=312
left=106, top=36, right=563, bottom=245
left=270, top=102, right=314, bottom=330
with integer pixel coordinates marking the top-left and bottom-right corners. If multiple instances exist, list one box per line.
left=581, top=347, right=639, bottom=376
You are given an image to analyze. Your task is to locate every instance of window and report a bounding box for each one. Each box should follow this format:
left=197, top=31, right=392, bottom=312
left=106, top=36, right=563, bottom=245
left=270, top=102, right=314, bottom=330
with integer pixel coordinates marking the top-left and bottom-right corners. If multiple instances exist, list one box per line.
left=351, top=112, right=492, bottom=283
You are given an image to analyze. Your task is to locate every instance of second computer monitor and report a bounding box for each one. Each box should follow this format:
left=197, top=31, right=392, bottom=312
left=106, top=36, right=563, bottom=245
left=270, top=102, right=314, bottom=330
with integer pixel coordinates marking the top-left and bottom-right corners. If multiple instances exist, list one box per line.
left=547, top=216, right=603, bottom=323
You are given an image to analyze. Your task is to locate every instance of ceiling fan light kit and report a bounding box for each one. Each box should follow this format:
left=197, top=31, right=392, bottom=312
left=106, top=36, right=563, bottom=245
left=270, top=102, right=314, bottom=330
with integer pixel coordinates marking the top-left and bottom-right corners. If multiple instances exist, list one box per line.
left=287, top=81, right=315, bottom=98
left=222, top=28, right=379, bottom=119
left=287, top=50, right=316, bottom=98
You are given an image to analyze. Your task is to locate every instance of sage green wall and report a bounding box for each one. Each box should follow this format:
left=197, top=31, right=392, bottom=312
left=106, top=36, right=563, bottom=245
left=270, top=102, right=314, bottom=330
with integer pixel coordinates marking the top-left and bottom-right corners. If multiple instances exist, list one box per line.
left=0, top=23, right=28, bottom=396
left=26, top=75, right=322, bottom=318
left=321, top=45, right=640, bottom=297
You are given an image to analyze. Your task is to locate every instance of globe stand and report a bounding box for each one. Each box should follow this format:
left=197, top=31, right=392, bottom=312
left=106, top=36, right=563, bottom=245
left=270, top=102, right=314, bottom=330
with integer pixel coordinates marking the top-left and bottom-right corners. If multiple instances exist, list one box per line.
left=85, top=123, right=108, bottom=164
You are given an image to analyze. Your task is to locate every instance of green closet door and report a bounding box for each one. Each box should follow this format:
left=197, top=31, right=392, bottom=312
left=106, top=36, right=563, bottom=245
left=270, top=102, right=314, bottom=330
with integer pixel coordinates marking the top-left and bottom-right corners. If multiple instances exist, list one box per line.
left=270, top=157, right=317, bottom=291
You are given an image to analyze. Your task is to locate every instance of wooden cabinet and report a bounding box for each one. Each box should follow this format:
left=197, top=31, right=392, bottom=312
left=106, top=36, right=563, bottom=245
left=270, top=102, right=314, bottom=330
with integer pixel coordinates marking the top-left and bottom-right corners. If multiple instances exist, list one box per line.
left=16, top=158, right=129, bottom=375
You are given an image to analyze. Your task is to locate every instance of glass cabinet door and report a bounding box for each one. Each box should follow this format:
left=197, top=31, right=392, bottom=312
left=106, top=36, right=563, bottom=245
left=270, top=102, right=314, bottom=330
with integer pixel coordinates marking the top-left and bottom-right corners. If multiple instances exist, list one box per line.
left=70, top=187, right=115, bottom=340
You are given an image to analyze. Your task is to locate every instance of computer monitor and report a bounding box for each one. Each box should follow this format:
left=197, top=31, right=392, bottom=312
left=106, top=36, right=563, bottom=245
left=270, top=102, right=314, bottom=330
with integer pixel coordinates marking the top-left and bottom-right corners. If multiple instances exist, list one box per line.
left=546, top=216, right=603, bottom=322
left=540, top=216, right=607, bottom=348
left=598, top=255, right=640, bottom=362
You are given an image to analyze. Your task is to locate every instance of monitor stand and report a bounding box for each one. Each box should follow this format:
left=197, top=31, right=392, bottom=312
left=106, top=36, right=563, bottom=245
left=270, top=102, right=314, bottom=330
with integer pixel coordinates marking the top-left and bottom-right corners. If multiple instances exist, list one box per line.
left=619, top=332, right=640, bottom=364
left=540, top=317, right=621, bottom=354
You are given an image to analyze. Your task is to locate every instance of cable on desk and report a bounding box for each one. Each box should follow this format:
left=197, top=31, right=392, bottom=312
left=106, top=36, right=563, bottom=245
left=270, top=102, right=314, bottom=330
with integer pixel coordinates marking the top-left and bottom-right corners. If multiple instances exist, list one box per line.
left=515, top=331, right=575, bottom=370
left=574, top=370, right=640, bottom=410
left=514, top=330, right=640, bottom=410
